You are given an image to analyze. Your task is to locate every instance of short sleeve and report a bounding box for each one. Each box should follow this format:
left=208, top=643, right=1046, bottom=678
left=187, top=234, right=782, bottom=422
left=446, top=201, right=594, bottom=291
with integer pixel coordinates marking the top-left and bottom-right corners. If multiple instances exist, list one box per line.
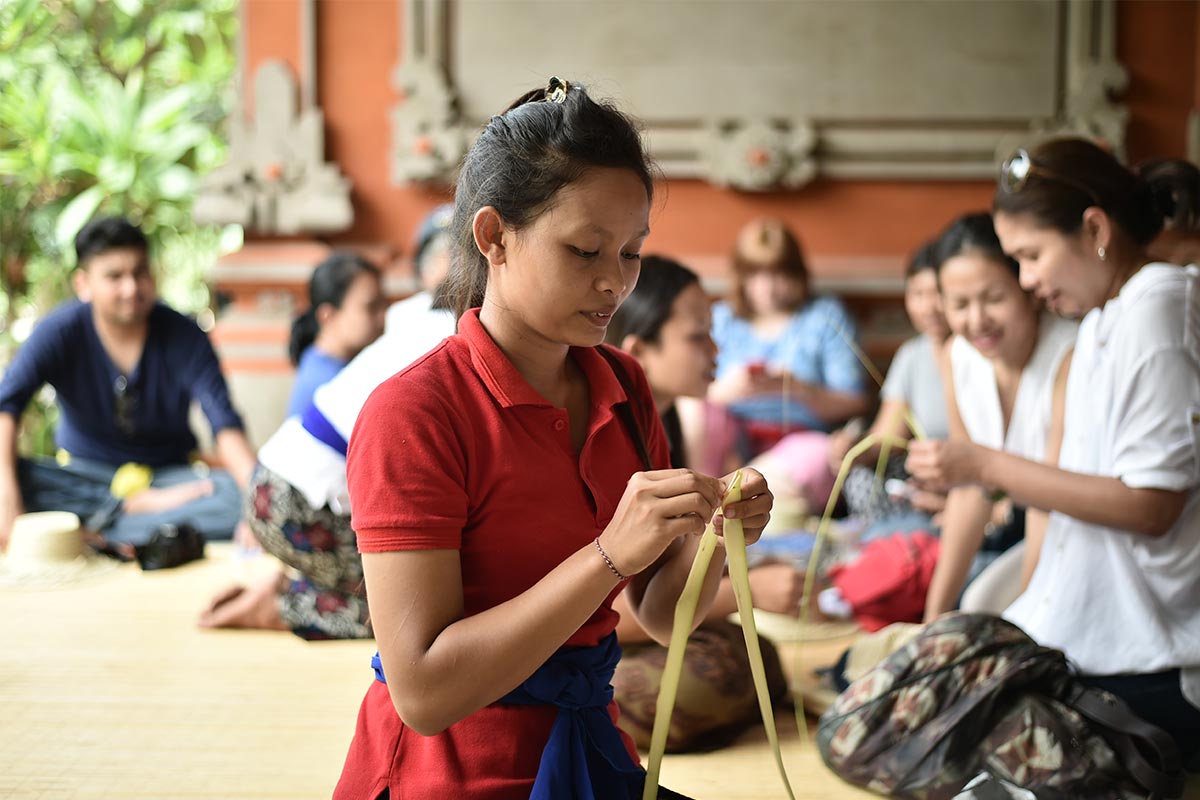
left=347, top=371, right=470, bottom=553
left=881, top=338, right=917, bottom=404
left=814, top=299, right=866, bottom=393
left=1112, top=347, right=1200, bottom=491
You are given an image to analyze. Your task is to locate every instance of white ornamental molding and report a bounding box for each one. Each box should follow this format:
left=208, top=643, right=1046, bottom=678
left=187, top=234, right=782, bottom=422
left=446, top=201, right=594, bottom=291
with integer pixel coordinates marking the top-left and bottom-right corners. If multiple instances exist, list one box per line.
left=391, top=0, right=1127, bottom=189
left=995, top=0, right=1128, bottom=163
left=701, top=120, right=817, bottom=191
left=195, top=61, right=353, bottom=235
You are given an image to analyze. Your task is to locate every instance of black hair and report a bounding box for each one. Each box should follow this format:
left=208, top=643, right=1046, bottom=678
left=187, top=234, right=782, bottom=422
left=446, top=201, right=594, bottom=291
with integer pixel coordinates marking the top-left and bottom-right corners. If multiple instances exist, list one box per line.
left=993, top=138, right=1200, bottom=247
left=74, top=217, right=148, bottom=268
left=443, top=80, right=655, bottom=319
left=605, top=254, right=702, bottom=470
left=288, top=251, right=381, bottom=365
left=932, top=212, right=1019, bottom=279
left=604, top=254, right=700, bottom=347
left=905, top=240, right=938, bottom=279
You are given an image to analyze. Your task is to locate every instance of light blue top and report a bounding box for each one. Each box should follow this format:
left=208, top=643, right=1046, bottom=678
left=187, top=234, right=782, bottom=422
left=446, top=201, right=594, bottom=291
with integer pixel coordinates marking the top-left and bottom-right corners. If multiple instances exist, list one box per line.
left=286, top=346, right=346, bottom=419
left=711, top=296, right=865, bottom=431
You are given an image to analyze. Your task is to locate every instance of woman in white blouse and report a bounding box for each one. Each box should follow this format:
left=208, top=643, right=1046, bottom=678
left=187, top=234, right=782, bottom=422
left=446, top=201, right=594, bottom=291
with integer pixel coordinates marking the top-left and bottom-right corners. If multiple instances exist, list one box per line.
left=908, top=138, right=1200, bottom=761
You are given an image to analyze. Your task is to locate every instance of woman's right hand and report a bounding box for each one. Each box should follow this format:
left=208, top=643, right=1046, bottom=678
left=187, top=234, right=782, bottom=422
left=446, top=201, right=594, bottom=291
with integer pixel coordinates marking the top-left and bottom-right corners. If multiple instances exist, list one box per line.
left=598, top=468, right=723, bottom=577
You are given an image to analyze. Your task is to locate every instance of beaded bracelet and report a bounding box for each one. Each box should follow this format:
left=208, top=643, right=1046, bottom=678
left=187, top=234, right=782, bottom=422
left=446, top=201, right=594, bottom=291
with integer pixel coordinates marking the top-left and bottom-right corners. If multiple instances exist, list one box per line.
left=594, top=537, right=628, bottom=581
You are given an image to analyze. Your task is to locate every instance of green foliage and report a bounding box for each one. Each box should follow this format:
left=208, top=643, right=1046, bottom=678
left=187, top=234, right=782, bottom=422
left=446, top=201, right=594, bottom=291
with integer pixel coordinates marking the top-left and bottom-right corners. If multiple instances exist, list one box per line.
left=0, top=0, right=239, bottom=454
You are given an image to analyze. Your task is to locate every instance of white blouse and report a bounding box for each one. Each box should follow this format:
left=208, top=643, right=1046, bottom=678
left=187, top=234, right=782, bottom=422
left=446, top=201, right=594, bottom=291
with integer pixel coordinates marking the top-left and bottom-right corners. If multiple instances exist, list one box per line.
left=1006, top=265, right=1200, bottom=699
left=951, top=311, right=1078, bottom=461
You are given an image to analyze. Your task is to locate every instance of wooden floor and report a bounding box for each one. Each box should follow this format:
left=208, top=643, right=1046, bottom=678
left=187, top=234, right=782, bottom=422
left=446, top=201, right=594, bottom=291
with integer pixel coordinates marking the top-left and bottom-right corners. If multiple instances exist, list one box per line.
left=0, top=544, right=876, bottom=799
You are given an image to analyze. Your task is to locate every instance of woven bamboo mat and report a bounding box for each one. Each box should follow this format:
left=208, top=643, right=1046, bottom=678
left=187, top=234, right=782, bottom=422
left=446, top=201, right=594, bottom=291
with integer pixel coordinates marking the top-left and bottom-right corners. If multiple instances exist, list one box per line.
left=9, top=543, right=1181, bottom=800
left=0, top=544, right=375, bottom=799
left=0, top=542, right=879, bottom=799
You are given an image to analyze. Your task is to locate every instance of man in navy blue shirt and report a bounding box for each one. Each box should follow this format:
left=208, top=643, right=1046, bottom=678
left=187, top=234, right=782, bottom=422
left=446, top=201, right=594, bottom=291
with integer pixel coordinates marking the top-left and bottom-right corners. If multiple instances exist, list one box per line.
left=0, top=217, right=257, bottom=549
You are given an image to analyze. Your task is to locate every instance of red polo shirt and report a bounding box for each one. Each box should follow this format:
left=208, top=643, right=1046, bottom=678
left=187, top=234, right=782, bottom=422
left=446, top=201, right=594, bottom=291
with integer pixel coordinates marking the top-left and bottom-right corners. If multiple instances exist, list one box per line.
left=336, top=309, right=669, bottom=800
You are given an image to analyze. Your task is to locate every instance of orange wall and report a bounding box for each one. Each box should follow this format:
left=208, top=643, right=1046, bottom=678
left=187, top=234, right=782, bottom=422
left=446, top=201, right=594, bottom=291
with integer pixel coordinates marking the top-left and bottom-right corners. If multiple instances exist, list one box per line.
left=1117, top=0, right=1198, bottom=162
left=244, top=0, right=1198, bottom=281
left=242, top=0, right=302, bottom=115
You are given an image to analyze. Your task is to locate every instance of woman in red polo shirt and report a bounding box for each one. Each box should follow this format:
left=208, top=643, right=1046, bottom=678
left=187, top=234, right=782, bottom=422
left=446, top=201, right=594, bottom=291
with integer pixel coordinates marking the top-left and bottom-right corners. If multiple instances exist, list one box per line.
left=335, top=79, right=774, bottom=800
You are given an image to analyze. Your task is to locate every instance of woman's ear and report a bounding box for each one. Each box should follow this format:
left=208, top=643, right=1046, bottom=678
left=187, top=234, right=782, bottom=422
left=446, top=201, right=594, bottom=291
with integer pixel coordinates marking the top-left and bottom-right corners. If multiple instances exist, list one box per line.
left=1081, top=206, right=1113, bottom=256
left=314, top=302, right=335, bottom=326
left=621, top=333, right=647, bottom=359
left=473, top=207, right=507, bottom=268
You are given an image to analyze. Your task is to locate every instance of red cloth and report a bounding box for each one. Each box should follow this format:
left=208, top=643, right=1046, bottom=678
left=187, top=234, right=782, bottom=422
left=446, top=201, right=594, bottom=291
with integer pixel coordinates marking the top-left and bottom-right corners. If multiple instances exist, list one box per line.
left=336, top=309, right=669, bottom=800
left=828, top=531, right=940, bottom=632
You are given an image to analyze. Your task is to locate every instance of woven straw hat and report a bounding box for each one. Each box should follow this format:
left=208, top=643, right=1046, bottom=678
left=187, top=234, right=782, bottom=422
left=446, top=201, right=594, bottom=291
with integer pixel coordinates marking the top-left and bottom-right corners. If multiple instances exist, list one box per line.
left=0, top=511, right=119, bottom=588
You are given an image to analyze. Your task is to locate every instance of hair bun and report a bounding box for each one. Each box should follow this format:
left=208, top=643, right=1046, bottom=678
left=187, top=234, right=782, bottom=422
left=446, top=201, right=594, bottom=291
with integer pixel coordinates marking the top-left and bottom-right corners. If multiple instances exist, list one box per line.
left=1138, top=158, right=1200, bottom=232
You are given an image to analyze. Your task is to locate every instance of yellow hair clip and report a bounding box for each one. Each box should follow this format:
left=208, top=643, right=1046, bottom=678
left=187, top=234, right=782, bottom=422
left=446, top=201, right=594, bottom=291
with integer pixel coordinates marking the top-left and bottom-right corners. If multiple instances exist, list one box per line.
left=545, top=76, right=570, bottom=104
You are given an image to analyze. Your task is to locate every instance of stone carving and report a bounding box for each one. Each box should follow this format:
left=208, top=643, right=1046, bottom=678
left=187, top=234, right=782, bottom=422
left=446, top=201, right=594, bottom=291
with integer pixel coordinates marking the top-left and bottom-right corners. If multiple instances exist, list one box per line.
left=995, top=1, right=1128, bottom=164
left=391, top=58, right=467, bottom=184
left=195, top=60, right=353, bottom=235
left=701, top=119, right=817, bottom=191
left=431, top=0, right=1127, bottom=185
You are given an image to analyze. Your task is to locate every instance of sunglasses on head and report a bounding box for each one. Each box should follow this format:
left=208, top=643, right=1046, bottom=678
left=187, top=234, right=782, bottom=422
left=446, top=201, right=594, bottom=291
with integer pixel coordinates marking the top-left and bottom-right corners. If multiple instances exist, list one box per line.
left=1000, top=148, right=1103, bottom=207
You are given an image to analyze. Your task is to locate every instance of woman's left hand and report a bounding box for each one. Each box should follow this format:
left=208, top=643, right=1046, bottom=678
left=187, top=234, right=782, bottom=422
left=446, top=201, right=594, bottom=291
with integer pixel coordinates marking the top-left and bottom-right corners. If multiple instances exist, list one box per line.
left=905, top=439, right=986, bottom=491
left=714, top=468, right=772, bottom=546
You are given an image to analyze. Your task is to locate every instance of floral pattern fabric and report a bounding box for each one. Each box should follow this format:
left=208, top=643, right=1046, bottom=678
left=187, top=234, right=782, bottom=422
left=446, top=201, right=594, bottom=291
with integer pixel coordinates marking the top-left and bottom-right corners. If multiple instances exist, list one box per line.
left=246, top=465, right=370, bottom=640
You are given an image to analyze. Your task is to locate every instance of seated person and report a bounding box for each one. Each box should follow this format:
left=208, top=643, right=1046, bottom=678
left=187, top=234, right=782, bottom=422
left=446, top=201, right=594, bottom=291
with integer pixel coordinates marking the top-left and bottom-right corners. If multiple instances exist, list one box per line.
left=830, top=241, right=951, bottom=533
left=709, top=218, right=871, bottom=456
left=604, top=255, right=787, bottom=753
left=200, top=205, right=457, bottom=639
left=285, top=251, right=386, bottom=417
left=0, top=216, right=256, bottom=550
left=708, top=219, right=872, bottom=515
left=919, top=212, right=1075, bottom=621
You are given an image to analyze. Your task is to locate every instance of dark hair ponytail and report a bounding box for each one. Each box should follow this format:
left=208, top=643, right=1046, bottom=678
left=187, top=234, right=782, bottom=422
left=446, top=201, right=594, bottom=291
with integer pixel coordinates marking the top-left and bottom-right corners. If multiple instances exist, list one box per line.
left=288, top=251, right=381, bottom=365
left=443, top=79, right=655, bottom=320
left=1137, top=158, right=1200, bottom=236
left=993, top=138, right=1200, bottom=247
left=932, top=212, right=1019, bottom=279
left=605, top=254, right=700, bottom=347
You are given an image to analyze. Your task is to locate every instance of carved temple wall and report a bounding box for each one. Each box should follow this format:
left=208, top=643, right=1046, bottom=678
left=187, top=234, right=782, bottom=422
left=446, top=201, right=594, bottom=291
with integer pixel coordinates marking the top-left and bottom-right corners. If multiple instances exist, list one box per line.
left=207, top=0, right=1200, bottom=446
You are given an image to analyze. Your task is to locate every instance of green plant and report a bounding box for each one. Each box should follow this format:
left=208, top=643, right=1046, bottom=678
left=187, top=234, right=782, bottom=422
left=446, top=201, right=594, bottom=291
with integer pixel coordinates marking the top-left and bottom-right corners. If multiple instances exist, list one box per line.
left=0, top=0, right=238, bottom=454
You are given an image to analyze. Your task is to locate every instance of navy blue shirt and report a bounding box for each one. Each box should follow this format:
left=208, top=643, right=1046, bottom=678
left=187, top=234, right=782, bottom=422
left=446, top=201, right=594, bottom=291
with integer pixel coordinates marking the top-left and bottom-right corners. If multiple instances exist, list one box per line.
left=0, top=300, right=244, bottom=467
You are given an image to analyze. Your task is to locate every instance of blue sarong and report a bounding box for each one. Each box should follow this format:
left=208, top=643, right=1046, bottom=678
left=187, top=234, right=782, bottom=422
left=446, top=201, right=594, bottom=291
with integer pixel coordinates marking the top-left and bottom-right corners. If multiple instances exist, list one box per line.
left=371, top=633, right=645, bottom=799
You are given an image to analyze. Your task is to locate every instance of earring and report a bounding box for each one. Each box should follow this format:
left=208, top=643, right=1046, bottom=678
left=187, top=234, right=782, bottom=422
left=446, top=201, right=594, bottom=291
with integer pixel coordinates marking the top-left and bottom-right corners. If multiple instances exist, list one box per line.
left=1098, top=246, right=1107, bottom=261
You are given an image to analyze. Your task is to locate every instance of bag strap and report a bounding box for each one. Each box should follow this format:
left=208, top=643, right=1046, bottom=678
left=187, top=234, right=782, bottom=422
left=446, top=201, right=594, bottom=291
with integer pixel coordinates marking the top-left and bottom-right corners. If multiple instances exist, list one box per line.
left=595, top=346, right=653, bottom=471
left=1064, top=683, right=1184, bottom=798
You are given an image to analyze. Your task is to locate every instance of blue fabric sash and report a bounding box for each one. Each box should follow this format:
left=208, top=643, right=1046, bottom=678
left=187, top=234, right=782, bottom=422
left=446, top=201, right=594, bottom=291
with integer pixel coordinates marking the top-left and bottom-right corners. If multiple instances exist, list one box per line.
left=370, top=633, right=645, bottom=799
left=299, top=403, right=348, bottom=456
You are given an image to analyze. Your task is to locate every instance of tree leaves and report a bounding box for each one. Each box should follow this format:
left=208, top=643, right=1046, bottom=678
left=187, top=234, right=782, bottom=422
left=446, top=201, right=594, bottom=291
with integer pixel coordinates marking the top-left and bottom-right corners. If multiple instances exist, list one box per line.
left=0, top=0, right=236, bottom=316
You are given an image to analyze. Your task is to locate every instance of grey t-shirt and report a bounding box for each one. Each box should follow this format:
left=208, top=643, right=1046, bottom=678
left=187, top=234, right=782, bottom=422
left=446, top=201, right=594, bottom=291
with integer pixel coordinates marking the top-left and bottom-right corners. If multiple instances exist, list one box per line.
left=880, top=334, right=949, bottom=441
